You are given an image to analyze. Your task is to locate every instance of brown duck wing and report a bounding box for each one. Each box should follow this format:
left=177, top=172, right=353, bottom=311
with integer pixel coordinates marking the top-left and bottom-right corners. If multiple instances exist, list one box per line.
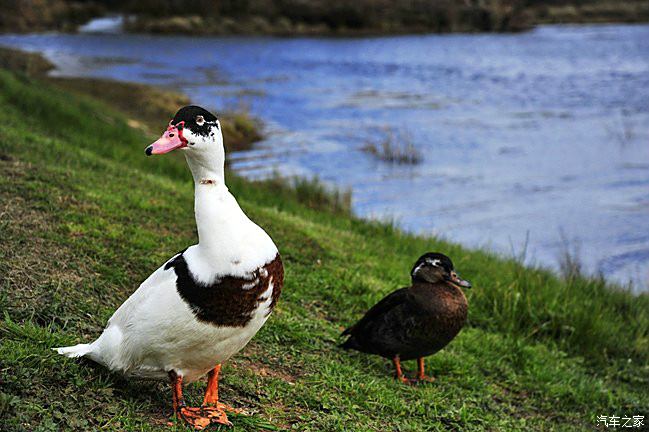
left=340, top=288, right=413, bottom=354
left=342, top=288, right=410, bottom=335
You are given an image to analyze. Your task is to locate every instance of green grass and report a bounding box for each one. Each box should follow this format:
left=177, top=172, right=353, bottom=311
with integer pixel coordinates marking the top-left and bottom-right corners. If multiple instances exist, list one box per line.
left=0, top=69, right=647, bottom=431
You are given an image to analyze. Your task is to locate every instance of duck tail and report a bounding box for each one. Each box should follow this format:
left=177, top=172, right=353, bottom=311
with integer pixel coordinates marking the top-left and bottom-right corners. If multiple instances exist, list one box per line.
left=53, top=343, right=93, bottom=358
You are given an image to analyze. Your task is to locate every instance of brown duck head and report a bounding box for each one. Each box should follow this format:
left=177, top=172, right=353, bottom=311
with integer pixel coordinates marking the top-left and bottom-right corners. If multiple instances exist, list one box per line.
left=410, top=252, right=471, bottom=289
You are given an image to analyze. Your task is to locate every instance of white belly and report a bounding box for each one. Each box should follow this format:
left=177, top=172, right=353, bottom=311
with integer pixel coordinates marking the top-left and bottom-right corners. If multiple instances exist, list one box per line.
left=104, top=279, right=275, bottom=383
left=167, top=280, right=275, bottom=382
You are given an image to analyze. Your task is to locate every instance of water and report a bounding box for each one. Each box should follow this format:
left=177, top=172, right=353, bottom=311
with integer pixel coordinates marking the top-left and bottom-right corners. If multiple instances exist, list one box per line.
left=2, top=24, right=648, bottom=291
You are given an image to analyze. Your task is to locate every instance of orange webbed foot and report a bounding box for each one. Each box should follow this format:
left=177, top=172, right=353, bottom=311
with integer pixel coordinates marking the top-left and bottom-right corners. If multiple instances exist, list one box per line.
left=198, top=364, right=242, bottom=423
left=204, top=402, right=242, bottom=414
left=170, top=369, right=234, bottom=429
left=177, top=406, right=231, bottom=430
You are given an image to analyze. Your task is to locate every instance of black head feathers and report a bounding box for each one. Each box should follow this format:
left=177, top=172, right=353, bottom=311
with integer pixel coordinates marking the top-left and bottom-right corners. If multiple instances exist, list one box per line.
left=410, top=252, right=454, bottom=278
left=172, top=105, right=219, bottom=137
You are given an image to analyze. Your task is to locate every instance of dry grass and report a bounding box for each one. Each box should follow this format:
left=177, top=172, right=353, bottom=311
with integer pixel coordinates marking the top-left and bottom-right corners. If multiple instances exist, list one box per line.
left=0, top=47, right=55, bottom=77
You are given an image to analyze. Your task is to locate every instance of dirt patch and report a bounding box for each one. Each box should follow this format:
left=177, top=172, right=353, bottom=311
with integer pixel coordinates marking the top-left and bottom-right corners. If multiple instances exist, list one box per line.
left=238, top=360, right=299, bottom=385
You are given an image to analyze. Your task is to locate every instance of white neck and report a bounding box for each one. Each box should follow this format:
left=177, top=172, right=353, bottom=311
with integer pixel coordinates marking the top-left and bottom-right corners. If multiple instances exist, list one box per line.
left=193, top=181, right=236, bottom=252
left=185, top=151, right=225, bottom=186
left=188, top=175, right=276, bottom=280
left=181, top=145, right=277, bottom=280
left=184, top=150, right=233, bottom=254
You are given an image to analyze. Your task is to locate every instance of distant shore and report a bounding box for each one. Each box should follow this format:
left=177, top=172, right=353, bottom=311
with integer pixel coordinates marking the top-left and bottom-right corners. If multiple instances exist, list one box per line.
left=124, top=2, right=649, bottom=36
left=2, top=1, right=649, bottom=36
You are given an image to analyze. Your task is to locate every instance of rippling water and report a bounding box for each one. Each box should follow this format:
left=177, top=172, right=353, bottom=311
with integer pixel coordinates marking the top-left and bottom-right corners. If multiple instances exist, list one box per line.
left=2, top=24, right=648, bottom=291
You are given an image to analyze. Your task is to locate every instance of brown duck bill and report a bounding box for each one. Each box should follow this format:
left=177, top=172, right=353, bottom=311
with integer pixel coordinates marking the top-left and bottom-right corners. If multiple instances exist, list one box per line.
left=446, top=273, right=472, bottom=288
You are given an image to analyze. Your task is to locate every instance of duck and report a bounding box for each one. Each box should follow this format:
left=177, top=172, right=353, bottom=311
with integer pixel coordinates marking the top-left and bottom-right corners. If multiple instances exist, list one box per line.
left=55, top=105, right=283, bottom=430
left=340, top=252, right=470, bottom=384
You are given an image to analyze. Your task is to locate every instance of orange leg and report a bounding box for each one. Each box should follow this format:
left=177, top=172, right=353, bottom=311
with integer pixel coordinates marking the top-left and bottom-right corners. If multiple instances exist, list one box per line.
left=415, top=357, right=435, bottom=383
left=202, top=365, right=220, bottom=406
left=202, top=365, right=241, bottom=413
left=170, top=370, right=184, bottom=413
left=392, top=356, right=409, bottom=384
left=168, top=370, right=231, bottom=430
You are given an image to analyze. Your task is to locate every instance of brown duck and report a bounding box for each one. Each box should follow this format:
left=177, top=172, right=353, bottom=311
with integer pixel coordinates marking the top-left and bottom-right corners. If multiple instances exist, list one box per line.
left=340, top=252, right=471, bottom=383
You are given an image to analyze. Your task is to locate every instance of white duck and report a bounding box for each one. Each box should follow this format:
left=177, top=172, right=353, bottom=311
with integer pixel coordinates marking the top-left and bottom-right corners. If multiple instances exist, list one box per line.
left=55, top=105, right=283, bottom=430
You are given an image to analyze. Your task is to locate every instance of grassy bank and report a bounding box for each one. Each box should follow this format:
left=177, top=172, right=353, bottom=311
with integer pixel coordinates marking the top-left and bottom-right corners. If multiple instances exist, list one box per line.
left=49, top=77, right=262, bottom=152
left=0, top=47, right=262, bottom=152
left=0, top=67, right=648, bottom=431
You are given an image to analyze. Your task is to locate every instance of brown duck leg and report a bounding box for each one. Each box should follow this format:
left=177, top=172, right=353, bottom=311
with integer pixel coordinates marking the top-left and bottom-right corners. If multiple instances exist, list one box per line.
left=415, top=357, right=435, bottom=383
left=169, top=370, right=230, bottom=430
left=203, top=365, right=241, bottom=414
left=392, top=356, right=409, bottom=384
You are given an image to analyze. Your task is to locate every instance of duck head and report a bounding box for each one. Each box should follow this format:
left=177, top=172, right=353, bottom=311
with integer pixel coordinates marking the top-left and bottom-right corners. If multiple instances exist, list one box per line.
left=145, top=105, right=224, bottom=182
left=410, top=252, right=471, bottom=289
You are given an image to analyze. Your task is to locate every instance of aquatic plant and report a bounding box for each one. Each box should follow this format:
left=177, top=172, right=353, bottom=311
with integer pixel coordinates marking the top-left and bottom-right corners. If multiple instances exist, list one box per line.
left=362, top=127, right=423, bottom=165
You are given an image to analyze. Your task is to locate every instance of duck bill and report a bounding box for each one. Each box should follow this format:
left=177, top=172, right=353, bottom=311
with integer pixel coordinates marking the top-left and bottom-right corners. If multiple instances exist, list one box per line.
left=145, top=124, right=187, bottom=156
left=447, top=274, right=472, bottom=289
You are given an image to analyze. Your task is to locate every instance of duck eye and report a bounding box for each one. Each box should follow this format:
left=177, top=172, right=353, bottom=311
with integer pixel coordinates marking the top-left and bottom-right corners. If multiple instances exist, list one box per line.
left=196, top=115, right=205, bottom=126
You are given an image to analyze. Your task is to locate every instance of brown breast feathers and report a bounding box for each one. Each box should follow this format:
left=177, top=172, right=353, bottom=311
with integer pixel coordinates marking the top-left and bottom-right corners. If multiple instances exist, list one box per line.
left=165, top=252, right=284, bottom=327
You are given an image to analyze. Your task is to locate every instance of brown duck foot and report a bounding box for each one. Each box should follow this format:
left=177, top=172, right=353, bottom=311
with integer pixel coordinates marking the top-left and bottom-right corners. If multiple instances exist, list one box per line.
left=177, top=406, right=231, bottom=430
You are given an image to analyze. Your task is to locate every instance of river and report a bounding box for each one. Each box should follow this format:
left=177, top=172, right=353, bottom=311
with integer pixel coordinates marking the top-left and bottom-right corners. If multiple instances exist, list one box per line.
left=2, top=22, right=648, bottom=291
